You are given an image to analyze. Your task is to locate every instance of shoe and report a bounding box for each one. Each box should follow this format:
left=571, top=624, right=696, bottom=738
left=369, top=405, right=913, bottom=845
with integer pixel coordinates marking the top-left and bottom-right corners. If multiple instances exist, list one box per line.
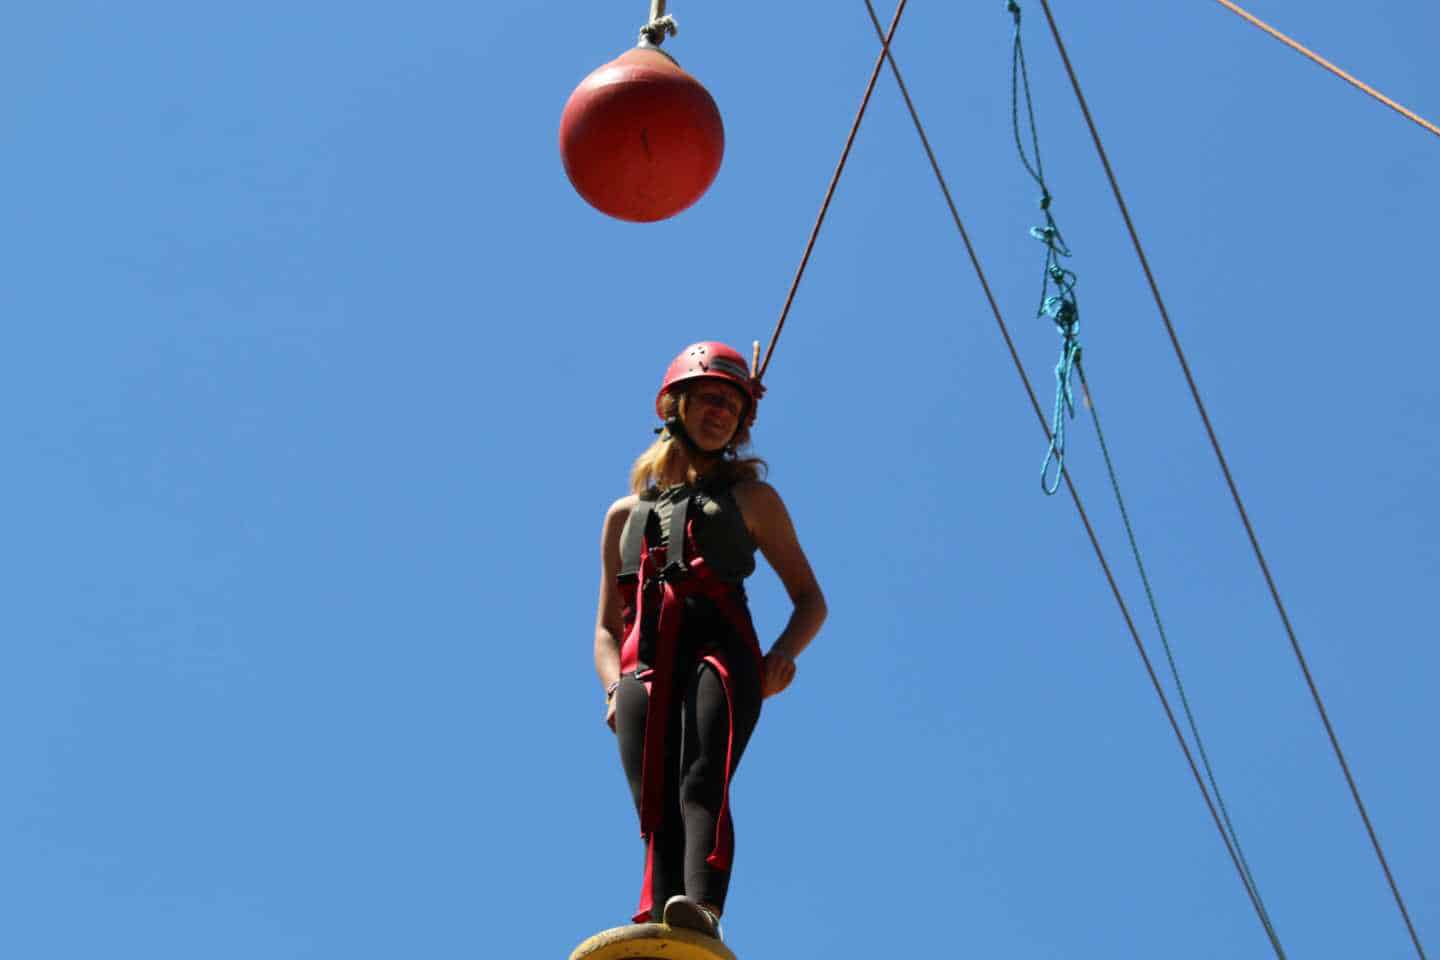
left=663, top=894, right=723, bottom=940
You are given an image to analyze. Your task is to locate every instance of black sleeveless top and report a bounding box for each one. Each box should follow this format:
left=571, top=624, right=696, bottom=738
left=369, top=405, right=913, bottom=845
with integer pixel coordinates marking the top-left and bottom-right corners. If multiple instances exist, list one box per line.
left=621, top=481, right=757, bottom=585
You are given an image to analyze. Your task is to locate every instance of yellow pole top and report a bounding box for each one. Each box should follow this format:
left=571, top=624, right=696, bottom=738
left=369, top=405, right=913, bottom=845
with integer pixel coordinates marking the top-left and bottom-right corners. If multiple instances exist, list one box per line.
left=570, top=922, right=738, bottom=960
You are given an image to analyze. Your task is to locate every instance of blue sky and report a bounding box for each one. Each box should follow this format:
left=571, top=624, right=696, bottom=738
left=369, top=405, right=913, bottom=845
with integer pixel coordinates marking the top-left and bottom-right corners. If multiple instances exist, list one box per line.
left=4, top=2, right=1437, bottom=958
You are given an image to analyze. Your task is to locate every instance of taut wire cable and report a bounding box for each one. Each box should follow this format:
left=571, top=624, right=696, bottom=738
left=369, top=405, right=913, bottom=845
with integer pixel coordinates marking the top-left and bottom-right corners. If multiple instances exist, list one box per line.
left=857, top=2, right=1285, bottom=952
left=1035, top=1, right=1428, bottom=955
left=1213, top=0, right=1440, bottom=140
left=755, top=1, right=909, bottom=382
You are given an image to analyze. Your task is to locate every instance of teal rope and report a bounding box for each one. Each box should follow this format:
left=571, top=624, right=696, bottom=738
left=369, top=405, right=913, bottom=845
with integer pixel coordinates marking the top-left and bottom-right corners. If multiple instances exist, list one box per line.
left=1008, top=6, right=1283, bottom=948
left=1008, top=1, right=1082, bottom=495
left=1078, top=362, right=1286, bottom=955
left=1042, top=269, right=1077, bottom=495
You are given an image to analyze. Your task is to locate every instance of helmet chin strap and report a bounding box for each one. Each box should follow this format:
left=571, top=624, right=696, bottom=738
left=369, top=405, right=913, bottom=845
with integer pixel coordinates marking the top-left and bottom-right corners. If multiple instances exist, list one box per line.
left=657, top=416, right=731, bottom=460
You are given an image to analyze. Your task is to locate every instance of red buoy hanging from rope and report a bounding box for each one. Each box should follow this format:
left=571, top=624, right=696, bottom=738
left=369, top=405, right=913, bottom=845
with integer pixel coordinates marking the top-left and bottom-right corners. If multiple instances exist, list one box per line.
left=559, top=5, right=723, bottom=223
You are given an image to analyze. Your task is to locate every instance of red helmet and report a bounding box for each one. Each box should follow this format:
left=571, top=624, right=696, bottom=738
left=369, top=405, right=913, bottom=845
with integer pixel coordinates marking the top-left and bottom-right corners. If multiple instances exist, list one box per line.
left=655, top=341, right=756, bottom=419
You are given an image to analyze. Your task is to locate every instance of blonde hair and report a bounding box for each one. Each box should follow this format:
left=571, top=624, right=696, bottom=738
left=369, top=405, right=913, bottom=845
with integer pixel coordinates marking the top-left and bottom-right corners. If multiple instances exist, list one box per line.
left=629, top=388, right=767, bottom=494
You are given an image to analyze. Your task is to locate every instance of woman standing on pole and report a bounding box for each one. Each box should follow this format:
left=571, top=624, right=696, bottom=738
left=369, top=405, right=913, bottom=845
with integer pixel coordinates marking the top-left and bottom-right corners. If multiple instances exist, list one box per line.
left=593, top=342, right=827, bottom=942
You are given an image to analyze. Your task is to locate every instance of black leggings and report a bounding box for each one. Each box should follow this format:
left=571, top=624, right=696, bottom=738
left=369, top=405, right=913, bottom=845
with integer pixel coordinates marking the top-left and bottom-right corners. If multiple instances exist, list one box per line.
left=614, top=626, right=762, bottom=916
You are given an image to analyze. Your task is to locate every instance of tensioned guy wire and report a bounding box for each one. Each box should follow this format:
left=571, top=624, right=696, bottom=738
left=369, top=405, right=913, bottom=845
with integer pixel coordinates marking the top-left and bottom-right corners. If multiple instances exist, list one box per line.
left=1034, top=1, right=1428, bottom=955
left=1213, top=0, right=1440, bottom=140
left=857, top=1, right=1285, bottom=953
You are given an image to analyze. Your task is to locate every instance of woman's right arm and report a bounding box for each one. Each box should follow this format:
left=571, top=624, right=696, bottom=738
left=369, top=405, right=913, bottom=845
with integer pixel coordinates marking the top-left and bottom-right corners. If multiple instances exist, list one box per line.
left=595, top=495, right=636, bottom=728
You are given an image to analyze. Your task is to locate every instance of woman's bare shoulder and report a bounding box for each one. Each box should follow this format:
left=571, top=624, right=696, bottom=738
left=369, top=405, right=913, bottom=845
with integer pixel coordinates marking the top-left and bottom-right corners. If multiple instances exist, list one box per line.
left=731, top=480, right=790, bottom=533
left=732, top=479, right=782, bottom=508
left=599, top=495, right=640, bottom=564
left=607, top=493, right=640, bottom=512
left=605, top=493, right=640, bottom=520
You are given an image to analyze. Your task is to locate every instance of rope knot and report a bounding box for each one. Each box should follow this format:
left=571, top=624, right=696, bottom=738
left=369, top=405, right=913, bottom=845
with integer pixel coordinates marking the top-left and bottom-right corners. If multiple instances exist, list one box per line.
left=1006, top=0, right=1021, bottom=22
left=1046, top=296, right=1078, bottom=329
left=639, top=14, right=679, bottom=46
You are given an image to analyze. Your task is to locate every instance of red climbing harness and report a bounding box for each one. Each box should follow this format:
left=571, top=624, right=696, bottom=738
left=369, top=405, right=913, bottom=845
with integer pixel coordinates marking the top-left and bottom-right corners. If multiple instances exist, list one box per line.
left=617, top=491, right=762, bottom=923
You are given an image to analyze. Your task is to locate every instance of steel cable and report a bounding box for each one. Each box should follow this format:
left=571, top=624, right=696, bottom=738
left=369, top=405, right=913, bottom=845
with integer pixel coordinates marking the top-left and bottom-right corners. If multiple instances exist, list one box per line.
left=1034, top=1, right=1428, bottom=955
left=857, top=1, right=1286, bottom=951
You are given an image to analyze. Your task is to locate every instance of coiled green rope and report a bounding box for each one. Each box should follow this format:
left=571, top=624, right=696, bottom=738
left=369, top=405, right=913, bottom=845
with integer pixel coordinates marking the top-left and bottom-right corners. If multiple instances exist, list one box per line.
left=1008, top=0, right=1082, bottom=495
left=1005, top=4, right=1283, bottom=941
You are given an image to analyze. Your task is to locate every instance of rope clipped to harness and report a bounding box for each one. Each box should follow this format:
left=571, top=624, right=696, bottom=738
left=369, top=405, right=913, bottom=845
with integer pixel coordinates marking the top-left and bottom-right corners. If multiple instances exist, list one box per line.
left=1008, top=0, right=1084, bottom=495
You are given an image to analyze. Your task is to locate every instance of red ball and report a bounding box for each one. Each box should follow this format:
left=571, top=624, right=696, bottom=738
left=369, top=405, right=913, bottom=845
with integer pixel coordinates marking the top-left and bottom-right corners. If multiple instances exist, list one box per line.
left=559, top=47, right=724, bottom=223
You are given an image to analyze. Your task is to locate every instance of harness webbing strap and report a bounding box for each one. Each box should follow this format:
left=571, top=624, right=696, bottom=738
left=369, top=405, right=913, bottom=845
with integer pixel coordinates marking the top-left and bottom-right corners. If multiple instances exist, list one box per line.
left=618, top=498, right=656, bottom=581
left=700, top=651, right=737, bottom=872
left=665, top=493, right=691, bottom=574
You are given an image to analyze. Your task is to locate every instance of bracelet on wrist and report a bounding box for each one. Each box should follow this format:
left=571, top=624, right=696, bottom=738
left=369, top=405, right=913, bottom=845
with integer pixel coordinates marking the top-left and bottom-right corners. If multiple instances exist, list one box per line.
left=605, top=679, right=621, bottom=700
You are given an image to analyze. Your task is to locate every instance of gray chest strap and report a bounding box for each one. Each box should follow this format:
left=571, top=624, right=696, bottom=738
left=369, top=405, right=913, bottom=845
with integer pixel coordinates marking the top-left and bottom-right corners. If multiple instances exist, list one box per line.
left=618, top=493, right=691, bottom=582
